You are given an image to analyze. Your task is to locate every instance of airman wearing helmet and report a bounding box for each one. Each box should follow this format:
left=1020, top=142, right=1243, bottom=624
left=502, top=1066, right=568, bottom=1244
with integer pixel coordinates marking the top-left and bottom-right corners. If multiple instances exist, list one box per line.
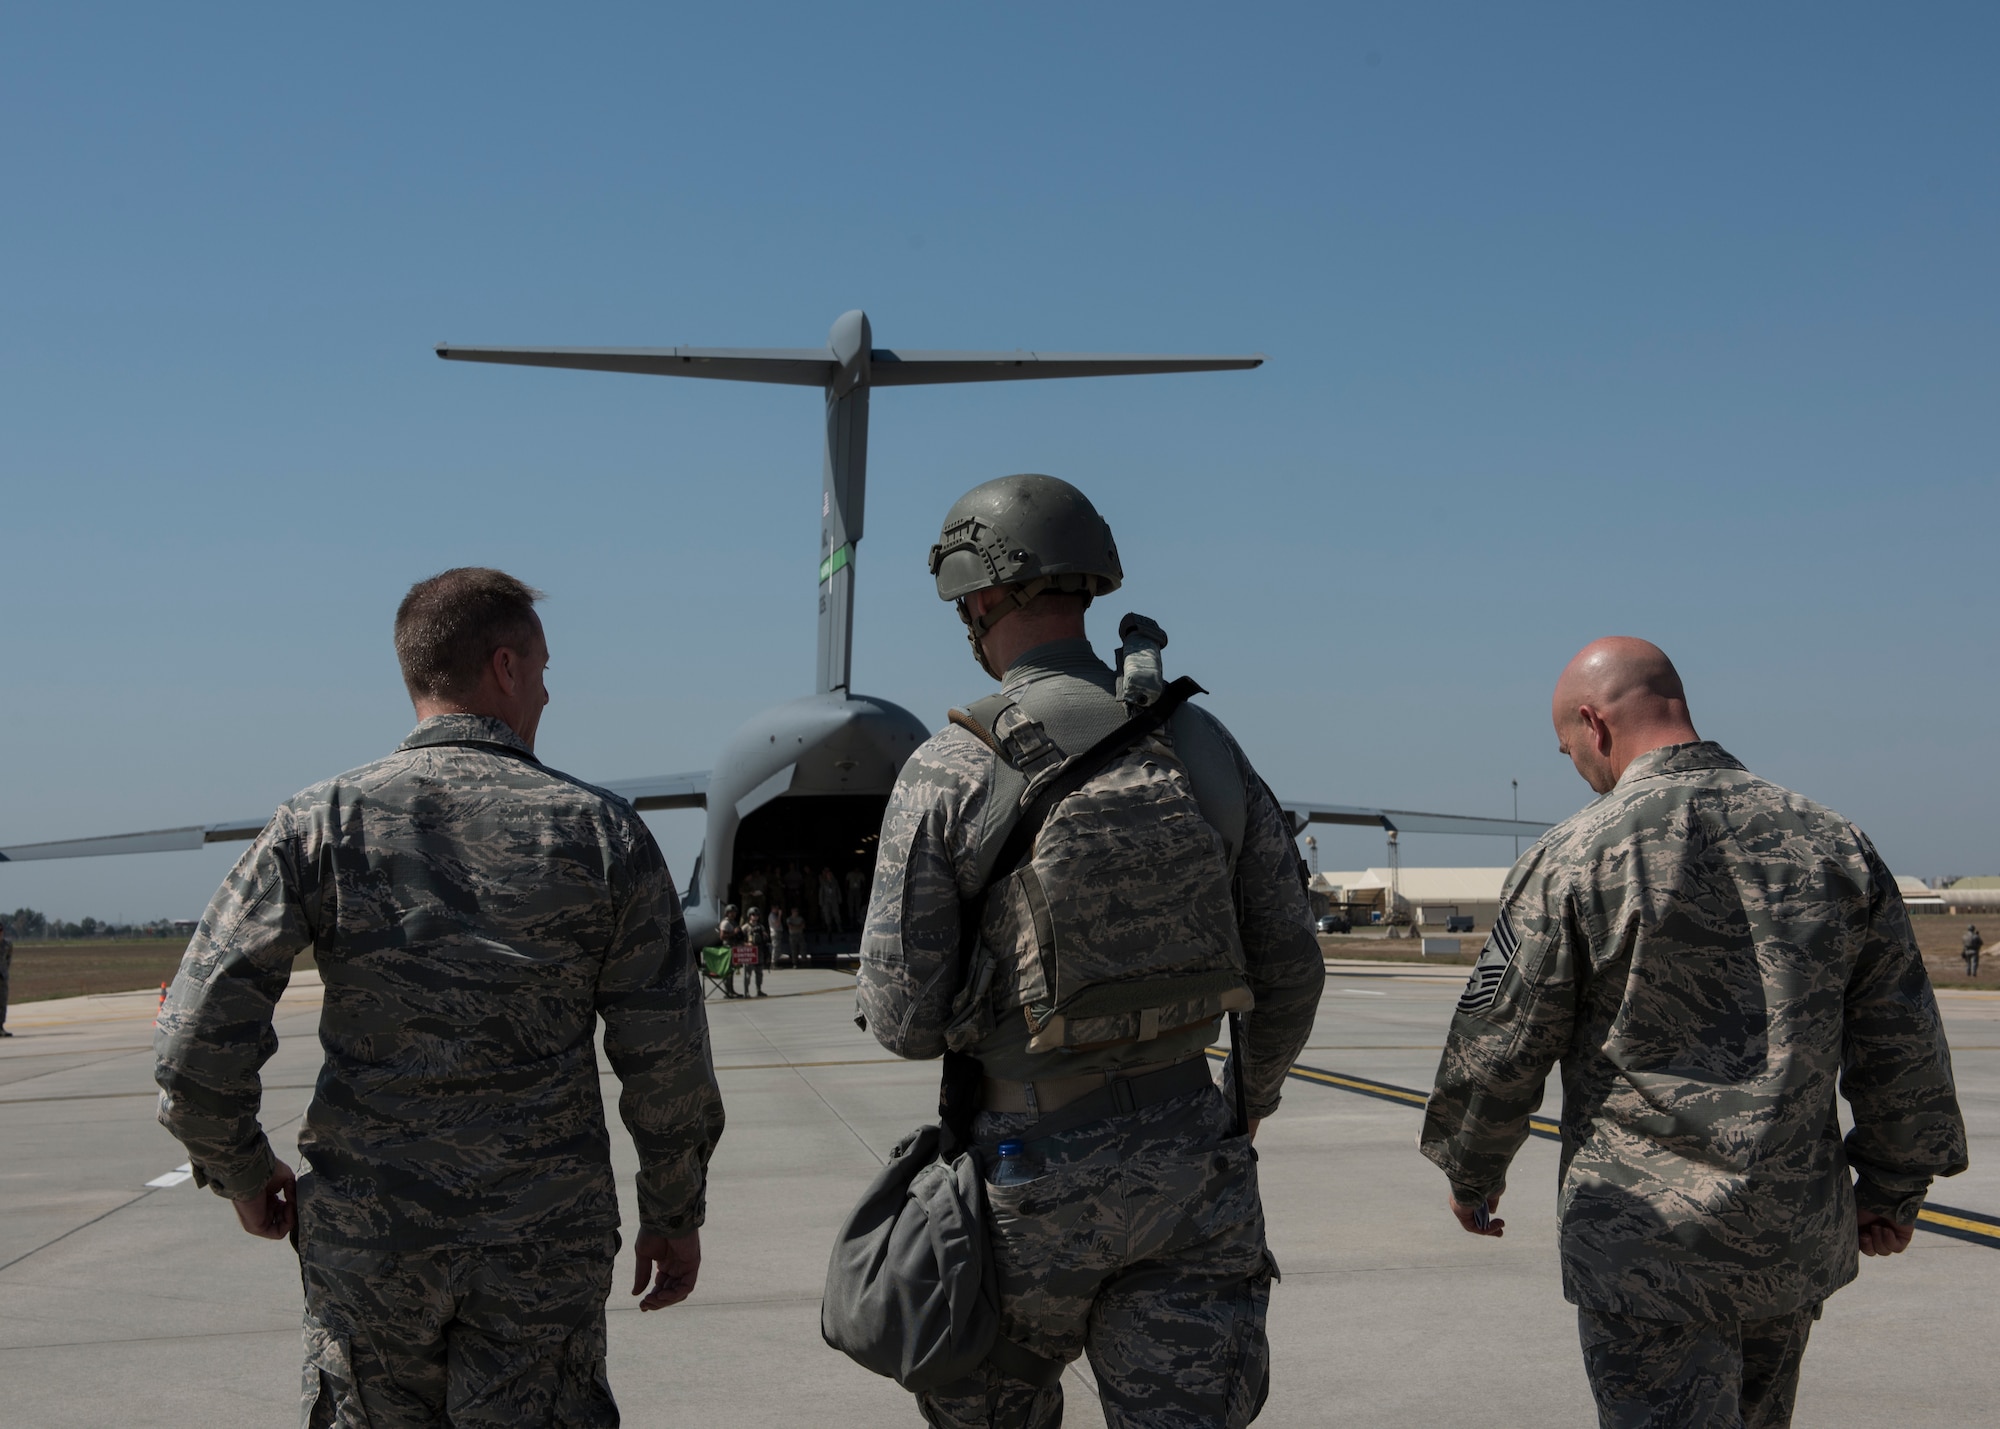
left=859, top=474, right=1323, bottom=1428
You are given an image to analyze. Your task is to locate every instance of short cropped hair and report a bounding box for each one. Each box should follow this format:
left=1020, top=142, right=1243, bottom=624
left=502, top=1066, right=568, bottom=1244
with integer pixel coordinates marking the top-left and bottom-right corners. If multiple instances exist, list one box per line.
left=394, top=567, right=545, bottom=701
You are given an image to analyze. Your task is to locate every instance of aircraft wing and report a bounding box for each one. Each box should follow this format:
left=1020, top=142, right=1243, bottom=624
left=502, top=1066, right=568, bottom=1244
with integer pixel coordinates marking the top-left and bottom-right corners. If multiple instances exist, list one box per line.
left=6, top=783, right=1530, bottom=861
left=1, top=770, right=711, bottom=864
left=600, top=771, right=709, bottom=812
left=0, top=817, right=271, bottom=863
left=1278, top=801, right=1554, bottom=840
left=436, top=344, right=1263, bottom=388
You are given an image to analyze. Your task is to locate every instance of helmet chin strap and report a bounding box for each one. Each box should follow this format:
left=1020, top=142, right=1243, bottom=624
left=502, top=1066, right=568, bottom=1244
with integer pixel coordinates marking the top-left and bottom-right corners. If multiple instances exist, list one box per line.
left=957, top=578, right=1054, bottom=680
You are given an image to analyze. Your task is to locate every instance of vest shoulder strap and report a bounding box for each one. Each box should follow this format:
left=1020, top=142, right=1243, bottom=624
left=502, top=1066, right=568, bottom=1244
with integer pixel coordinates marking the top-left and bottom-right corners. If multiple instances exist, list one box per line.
left=947, top=691, right=1015, bottom=749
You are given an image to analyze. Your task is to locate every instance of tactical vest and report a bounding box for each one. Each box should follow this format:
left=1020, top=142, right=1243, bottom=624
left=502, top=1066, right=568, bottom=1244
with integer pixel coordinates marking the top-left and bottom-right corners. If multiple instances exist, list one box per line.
left=943, top=664, right=1252, bottom=1058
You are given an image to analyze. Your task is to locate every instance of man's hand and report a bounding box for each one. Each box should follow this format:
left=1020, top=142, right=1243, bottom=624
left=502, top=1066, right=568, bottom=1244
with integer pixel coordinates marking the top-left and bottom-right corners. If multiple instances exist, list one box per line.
left=1858, top=1209, right=1914, bottom=1257
left=231, top=1160, right=297, bottom=1241
left=1448, top=1191, right=1505, bottom=1238
left=1247, top=1117, right=1261, bottom=1143
left=632, top=1230, right=701, bottom=1311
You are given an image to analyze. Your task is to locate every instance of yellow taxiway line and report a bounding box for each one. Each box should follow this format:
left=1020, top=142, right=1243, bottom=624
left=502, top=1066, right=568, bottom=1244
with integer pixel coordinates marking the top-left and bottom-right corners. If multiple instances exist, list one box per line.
left=1205, top=1048, right=2000, bottom=1249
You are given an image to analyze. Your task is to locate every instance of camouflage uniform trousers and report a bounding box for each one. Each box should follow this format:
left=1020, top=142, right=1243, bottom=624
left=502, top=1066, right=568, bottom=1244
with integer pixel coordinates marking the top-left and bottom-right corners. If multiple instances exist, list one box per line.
left=919, top=1084, right=1275, bottom=1429
left=299, top=1231, right=619, bottom=1428
left=1576, top=1301, right=1821, bottom=1429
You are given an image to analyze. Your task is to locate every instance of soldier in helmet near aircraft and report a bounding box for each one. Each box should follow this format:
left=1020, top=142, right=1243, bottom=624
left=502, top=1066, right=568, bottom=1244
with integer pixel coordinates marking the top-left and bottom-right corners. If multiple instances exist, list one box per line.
left=740, top=906, right=769, bottom=998
left=717, top=903, right=744, bottom=998
left=856, top=474, right=1323, bottom=1428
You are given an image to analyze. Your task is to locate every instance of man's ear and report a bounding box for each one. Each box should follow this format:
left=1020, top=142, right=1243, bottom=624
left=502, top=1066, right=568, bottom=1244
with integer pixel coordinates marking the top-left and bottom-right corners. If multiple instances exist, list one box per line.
left=489, top=645, right=520, bottom=698
left=1580, top=705, right=1614, bottom=756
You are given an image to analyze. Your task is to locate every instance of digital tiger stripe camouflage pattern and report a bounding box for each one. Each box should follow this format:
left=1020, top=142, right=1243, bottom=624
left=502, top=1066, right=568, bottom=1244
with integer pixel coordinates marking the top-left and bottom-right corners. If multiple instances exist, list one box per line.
left=1422, top=741, right=1967, bottom=1324
left=154, top=713, right=725, bottom=1426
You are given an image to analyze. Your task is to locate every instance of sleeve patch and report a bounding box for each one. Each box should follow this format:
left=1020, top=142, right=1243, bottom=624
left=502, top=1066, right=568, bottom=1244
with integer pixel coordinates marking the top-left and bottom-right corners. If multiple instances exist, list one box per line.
left=1457, top=909, right=1521, bottom=1014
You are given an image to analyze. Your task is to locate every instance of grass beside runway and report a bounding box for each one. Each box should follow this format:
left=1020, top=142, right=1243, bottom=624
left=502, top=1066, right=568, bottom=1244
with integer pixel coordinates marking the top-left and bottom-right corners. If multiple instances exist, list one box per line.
left=6, top=940, right=318, bottom=1002
left=9, top=940, right=192, bottom=1003
left=1205, top=1049, right=1999, bottom=1249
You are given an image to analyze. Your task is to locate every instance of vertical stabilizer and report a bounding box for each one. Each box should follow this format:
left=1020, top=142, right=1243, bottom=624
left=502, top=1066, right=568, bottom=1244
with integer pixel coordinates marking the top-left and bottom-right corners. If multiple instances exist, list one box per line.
left=817, top=310, right=871, bottom=694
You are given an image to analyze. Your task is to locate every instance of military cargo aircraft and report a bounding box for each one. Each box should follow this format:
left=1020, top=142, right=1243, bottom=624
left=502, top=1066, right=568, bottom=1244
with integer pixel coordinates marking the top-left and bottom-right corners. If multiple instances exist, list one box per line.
left=0, top=311, right=1550, bottom=953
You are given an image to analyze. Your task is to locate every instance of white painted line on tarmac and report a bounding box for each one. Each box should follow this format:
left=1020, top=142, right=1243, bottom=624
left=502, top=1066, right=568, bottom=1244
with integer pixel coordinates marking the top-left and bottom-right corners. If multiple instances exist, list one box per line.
left=1336, top=988, right=1387, bottom=996
left=143, top=1163, right=193, bottom=1188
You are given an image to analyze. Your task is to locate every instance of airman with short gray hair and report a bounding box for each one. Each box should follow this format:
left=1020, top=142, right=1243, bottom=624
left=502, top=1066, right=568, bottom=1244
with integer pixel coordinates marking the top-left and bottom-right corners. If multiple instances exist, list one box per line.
left=155, top=566, right=725, bottom=1428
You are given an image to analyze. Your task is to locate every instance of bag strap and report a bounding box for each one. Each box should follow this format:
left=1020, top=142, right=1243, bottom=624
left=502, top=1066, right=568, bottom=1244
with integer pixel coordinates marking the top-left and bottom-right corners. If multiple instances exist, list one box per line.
left=937, top=675, right=1207, bottom=1153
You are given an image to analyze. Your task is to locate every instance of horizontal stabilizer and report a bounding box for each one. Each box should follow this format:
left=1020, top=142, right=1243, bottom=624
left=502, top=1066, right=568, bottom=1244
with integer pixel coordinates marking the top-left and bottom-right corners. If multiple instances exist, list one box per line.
left=0, top=817, right=270, bottom=862
left=1279, top=802, right=1554, bottom=839
left=436, top=344, right=1263, bottom=389
left=867, top=350, right=1263, bottom=386
left=601, top=770, right=709, bottom=812
left=437, top=344, right=836, bottom=386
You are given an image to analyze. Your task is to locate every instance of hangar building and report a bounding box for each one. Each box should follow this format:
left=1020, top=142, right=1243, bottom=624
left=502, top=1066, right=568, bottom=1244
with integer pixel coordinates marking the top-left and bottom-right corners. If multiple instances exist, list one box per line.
left=1310, top=867, right=1510, bottom=930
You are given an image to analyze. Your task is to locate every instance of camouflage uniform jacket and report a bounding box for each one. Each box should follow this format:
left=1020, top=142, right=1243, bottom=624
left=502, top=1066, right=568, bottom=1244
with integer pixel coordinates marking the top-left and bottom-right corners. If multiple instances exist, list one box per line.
left=154, top=714, right=725, bottom=1250
left=1421, top=741, right=1967, bottom=1321
left=857, top=640, right=1322, bottom=1117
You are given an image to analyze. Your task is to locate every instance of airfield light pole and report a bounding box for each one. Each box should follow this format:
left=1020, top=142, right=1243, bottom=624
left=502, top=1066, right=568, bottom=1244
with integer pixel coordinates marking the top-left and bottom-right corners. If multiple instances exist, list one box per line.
left=1387, top=828, right=1402, bottom=937
left=1512, top=779, right=1520, bottom=859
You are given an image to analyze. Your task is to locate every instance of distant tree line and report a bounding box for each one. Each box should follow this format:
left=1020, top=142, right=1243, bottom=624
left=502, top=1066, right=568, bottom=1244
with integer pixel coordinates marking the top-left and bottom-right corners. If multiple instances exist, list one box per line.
left=5, top=907, right=191, bottom=941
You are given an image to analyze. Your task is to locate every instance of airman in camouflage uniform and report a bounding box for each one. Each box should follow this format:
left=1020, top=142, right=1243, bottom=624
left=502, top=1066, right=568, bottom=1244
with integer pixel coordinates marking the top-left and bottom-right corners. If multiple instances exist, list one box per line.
left=859, top=476, right=1323, bottom=1428
left=1422, top=637, right=1966, bottom=1429
left=155, top=568, right=725, bottom=1428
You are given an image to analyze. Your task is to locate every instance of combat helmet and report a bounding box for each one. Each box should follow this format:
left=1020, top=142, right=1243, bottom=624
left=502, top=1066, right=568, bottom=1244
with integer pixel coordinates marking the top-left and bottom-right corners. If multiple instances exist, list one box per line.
left=928, top=474, right=1122, bottom=675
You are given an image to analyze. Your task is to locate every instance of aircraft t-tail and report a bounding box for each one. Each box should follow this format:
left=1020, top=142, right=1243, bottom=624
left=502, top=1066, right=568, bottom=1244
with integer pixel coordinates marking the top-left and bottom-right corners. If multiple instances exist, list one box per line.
left=1, top=311, right=1551, bottom=953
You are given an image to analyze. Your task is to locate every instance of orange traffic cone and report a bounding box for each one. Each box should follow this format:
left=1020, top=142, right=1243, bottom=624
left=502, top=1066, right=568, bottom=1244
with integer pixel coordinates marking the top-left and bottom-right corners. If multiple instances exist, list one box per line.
left=153, top=981, right=168, bottom=1028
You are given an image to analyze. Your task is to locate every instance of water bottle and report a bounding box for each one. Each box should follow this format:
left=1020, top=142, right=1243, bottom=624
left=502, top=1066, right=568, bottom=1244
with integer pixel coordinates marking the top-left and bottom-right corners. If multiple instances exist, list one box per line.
left=990, top=1138, right=1037, bottom=1186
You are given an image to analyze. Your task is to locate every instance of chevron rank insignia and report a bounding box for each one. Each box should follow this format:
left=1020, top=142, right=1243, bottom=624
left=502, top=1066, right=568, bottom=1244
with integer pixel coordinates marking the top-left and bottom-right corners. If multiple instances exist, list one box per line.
left=1457, top=909, right=1521, bottom=1015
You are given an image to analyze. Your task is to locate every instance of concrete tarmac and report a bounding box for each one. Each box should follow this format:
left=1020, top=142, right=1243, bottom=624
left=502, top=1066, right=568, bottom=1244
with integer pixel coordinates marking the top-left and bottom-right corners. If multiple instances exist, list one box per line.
left=1, top=963, right=1991, bottom=1427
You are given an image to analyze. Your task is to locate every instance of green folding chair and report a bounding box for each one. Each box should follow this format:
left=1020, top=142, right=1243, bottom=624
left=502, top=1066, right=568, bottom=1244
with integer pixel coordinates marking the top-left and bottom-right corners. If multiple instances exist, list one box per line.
left=699, top=945, right=734, bottom=1000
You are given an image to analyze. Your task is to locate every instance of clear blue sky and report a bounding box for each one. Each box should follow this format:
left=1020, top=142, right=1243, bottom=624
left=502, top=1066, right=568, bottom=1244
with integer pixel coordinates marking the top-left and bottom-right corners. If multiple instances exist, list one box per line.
left=4, top=4, right=1994, bottom=922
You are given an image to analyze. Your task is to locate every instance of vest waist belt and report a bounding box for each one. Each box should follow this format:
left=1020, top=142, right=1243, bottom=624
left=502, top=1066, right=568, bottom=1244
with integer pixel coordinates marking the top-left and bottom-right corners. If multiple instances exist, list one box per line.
left=980, top=1052, right=1211, bottom=1119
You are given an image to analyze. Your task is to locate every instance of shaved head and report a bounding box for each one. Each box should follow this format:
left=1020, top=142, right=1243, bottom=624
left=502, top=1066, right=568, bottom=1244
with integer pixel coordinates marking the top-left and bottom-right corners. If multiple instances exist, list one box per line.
left=1552, top=637, right=1700, bottom=793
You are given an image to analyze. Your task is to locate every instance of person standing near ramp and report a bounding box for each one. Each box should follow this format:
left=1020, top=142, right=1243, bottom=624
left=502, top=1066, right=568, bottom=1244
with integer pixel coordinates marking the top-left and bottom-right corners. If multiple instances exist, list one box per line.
left=1422, top=637, right=1966, bottom=1429
left=1963, top=924, right=1982, bottom=977
left=741, top=905, right=769, bottom=997
left=858, top=475, right=1323, bottom=1428
left=818, top=866, right=844, bottom=934
left=154, top=567, right=726, bottom=1428
left=0, top=920, right=13, bottom=1037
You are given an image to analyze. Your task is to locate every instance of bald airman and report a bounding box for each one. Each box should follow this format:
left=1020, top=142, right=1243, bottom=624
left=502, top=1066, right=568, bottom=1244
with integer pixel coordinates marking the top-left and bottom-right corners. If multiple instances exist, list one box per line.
left=1422, top=637, right=1966, bottom=1429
